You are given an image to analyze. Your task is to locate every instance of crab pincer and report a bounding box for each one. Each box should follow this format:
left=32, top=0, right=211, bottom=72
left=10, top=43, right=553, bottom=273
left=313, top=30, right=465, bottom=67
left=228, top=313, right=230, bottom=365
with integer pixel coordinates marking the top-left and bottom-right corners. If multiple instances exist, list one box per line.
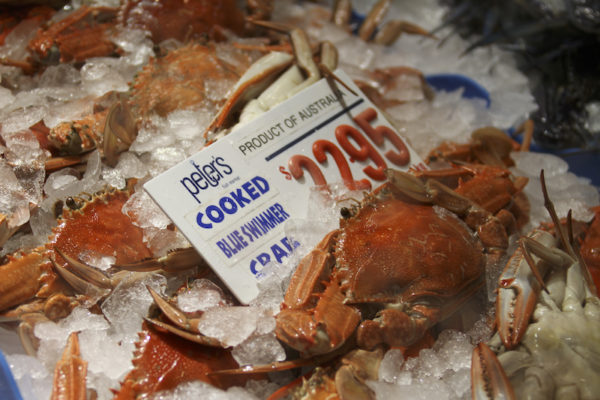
left=471, top=170, right=600, bottom=399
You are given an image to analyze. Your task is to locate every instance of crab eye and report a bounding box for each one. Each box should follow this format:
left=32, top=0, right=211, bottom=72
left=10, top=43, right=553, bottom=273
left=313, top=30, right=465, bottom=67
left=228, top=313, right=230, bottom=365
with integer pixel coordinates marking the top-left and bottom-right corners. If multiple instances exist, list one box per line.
left=53, top=200, right=64, bottom=218
left=66, top=197, right=82, bottom=210
left=340, top=207, right=352, bottom=218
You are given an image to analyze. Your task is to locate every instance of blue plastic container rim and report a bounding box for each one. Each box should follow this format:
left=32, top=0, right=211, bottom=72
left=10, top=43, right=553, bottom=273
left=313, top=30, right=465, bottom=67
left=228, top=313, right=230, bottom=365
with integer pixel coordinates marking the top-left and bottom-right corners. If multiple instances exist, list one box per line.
left=424, top=73, right=599, bottom=187
left=425, top=73, right=491, bottom=107
left=0, top=351, right=23, bottom=400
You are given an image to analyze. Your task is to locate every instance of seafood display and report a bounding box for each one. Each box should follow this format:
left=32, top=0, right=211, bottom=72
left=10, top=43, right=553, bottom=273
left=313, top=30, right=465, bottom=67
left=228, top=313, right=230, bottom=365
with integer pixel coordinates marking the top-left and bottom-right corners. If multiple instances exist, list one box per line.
left=472, top=174, right=600, bottom=399
left=0, top=1, right=599, bottom=400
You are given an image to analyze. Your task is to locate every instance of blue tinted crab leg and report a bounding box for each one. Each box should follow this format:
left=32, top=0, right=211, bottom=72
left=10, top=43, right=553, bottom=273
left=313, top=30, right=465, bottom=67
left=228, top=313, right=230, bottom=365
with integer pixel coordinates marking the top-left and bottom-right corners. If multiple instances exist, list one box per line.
left=145, top=286, right=224, bottom=347
left=471, top=342, right=516, bottom=400
left=496, top=230, right=556, bottom=349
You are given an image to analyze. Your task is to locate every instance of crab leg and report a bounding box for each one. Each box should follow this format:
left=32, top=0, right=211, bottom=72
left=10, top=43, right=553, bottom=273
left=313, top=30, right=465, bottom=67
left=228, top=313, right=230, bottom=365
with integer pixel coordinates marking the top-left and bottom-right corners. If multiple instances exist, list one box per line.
left=51, top=332, right=87, bottom=400
left=385, top=169, right=509, bottom=249
left=203, top=49, right=294, bottom=137
left=471, top=342, right=515, bottom=400
left=114, top=247, right=208, bottom=273
left=145, top=286, right=225, bottom=347
left=275, top=231, right=361, bottom=355
left=0, top=253, right=53, bottom=312
left=496, top=230, right=557, bottom=349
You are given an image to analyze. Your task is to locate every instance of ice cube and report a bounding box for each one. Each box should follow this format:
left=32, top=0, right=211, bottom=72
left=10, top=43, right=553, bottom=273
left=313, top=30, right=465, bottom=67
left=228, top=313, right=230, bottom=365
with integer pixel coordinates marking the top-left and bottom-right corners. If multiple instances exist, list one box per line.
left=367, top=379, right=451, bottom=400
left=232, top=333, right=286, bottom=366
left=511, top=151, right=569, bottom=179
left=81, top=60, right=129, bottom=97
left=0, top=19, right=40, bottom=60
left=6, top=354, right=52, bottom=400
left=101, top=273, right=167, bottom=334
left=177, top=279, right=231, bottom=312
left=0, top=106, right=47, bottom=135
left=197, top=306, right=268, bottom=347
left=379, top=348, right=405, bottom=383
left=148, top=380, right=259, bottom=400
left=43, top=97, right=95, bottom=129
left=122, top=188, right=170, bottom=230
left=39, top=64, right=81, bottom=88
left=0, top=87, right=15, bottom=109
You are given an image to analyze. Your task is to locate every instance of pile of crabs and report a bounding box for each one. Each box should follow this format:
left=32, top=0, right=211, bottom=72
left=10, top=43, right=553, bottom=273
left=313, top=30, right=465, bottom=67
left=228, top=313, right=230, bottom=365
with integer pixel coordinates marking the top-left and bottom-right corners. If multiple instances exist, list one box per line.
left=1, top=0, right=599, bottom=399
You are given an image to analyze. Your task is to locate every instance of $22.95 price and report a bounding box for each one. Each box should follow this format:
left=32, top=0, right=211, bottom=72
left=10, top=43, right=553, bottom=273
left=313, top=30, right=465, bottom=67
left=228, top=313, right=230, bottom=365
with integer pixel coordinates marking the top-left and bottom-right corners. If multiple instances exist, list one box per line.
left=279, top=107, right=426, bottom=189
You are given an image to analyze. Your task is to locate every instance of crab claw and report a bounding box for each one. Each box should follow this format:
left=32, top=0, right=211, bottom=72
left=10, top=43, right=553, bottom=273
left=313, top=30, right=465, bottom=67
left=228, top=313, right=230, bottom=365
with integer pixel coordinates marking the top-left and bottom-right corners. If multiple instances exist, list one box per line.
left=145, top=286, right=224, bottom=348
left=496, top=230, right=557, bottom=349
left=471, top=342, right=515, bottom=400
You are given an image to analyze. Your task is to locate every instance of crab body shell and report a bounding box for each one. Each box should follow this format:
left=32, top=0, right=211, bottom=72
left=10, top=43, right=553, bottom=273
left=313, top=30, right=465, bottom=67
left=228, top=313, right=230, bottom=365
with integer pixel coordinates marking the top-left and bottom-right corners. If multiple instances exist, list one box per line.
left=113, top=321, right=250, bottom=399
left=276, top=180, right=487, bottom=355
left=336, top=195, right=484, bottom=305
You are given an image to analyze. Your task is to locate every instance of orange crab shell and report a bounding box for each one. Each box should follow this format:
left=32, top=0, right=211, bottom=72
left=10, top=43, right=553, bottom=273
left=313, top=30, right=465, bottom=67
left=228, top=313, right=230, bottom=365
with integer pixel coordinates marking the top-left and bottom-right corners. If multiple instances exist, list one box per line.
left=49, top=185, right=152, bottom=270
left=113, top=321, right=255, bottom=399
left=119, top=0, right=247, bottom=44
left=335, top=196, right=485, bottom=305
left=0, top=183, right=151, bottom=314
left=28, top=5, right=119, bottom=65
left=128, top=43, right=256, bottom=120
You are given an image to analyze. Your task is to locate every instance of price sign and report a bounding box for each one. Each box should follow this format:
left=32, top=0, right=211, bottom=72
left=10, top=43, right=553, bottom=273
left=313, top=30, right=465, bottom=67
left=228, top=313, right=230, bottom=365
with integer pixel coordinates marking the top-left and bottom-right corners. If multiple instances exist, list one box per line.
left=145, top=69, right=426, bottom=304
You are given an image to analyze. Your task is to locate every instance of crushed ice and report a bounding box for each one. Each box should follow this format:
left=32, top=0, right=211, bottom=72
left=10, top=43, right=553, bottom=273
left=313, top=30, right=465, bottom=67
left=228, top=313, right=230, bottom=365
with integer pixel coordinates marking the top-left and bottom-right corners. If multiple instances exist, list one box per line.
left=0, top=0, right=598, bottom=399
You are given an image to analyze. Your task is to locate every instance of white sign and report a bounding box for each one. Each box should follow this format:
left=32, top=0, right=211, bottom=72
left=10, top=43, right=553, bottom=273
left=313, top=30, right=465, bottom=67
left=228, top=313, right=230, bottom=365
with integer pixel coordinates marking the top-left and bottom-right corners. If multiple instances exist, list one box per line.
left=145, top=70, right=425, bottom=304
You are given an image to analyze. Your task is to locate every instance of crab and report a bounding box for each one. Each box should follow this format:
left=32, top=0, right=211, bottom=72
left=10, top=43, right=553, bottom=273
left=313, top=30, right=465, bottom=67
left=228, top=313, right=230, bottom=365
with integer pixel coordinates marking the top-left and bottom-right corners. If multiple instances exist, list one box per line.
left=471, top=171, right=600, bottom=399
left=113, top=320, right=255, bottom=399
left=44, top=41, right=262, bottom=164
left=0, top=181, right=206, bottom=354
left=48, top=18, right=337, bottom=164
left=580, top=206, right=600, bottom=288
left=1, top=0, right=272, bottom=73
left=0, top=183, right=146, bottom=318
left=274, top=166, right=523, bottom=357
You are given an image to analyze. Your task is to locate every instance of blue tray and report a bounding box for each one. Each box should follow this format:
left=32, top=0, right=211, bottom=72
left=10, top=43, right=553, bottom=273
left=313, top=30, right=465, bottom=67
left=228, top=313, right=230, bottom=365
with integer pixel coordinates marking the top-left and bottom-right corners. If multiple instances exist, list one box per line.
left=0, top=351, right=23, bottom=400
left=424, top=73, right=600, bottom=187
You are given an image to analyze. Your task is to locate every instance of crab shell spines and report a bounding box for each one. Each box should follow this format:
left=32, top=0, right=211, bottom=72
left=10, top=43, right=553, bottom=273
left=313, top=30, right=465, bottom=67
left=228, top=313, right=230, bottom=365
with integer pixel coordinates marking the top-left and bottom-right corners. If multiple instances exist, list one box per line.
left=48, top=187, right=152, bottom=270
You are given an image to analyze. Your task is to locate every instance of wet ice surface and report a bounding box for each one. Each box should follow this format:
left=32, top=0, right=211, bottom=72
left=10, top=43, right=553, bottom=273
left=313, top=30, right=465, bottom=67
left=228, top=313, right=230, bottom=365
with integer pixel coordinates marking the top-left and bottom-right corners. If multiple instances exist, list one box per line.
left=21, top=273, right=169, bottom=399
left=510, top=151, right=599, bottom=228
left=0, top=1, right=599, bottom=400
left=370, top=319, right=492, bottom=400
